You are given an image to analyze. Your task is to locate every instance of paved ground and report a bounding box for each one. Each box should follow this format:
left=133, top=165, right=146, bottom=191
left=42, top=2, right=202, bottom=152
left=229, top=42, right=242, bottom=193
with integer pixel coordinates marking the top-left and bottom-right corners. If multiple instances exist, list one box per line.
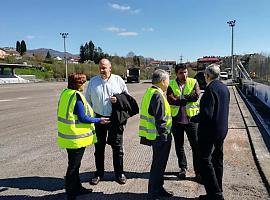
left=0, top=82, right=269, bottom=199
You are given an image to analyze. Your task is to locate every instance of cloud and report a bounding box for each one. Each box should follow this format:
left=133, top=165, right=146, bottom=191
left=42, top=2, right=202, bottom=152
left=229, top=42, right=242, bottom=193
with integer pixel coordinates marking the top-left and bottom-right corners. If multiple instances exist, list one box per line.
left=110, top=3, right=130, bottom=11
left=109, top=3, right=140, bottom=14
left=105, top=26, right=138, bottom=36
left=142, top=27, right=154, bottom=32
left=106, top=26, right=126, bottom=32
left=117, top=32, right=138, bottom=36
left=131, top=9, right=141, bottom=14
left=26, top=35, right=35, bottom=40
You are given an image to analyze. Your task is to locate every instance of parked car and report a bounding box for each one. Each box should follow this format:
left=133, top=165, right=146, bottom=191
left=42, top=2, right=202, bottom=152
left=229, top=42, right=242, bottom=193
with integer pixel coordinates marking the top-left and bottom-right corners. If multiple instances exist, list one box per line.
left=220, top=71, right=229, bottom=80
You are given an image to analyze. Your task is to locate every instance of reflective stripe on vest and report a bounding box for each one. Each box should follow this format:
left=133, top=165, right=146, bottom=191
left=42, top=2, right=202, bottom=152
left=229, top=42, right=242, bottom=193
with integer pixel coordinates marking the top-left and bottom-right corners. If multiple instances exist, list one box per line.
left=139, top=87, right=172, bottom=140
left=169, top=78, right=200, bottom=117
left=57, top=89, right=97, bottom=149
left=58, top=130, right=95, bottom=139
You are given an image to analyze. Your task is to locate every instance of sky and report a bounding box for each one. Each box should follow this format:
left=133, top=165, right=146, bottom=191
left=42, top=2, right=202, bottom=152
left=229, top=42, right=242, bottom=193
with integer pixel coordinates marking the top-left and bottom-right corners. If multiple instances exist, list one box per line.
left=1, top=0, right=270, bottom=62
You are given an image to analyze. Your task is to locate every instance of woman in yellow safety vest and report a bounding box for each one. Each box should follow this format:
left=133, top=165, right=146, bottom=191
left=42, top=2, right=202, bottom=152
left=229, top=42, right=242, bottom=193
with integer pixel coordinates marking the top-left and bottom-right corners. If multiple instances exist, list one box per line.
left=57, top=73, right=109, bottom=200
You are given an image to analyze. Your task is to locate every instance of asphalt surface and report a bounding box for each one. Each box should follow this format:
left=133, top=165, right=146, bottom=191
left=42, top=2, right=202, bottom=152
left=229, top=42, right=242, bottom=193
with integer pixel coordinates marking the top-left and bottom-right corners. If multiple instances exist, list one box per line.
left=0, top=82, right=269, bottom=200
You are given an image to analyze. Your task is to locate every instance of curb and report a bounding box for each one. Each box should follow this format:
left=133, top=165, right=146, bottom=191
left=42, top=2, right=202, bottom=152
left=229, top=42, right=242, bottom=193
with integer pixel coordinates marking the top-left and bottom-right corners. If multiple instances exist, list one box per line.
left=233, top=86, right=270, bottom=195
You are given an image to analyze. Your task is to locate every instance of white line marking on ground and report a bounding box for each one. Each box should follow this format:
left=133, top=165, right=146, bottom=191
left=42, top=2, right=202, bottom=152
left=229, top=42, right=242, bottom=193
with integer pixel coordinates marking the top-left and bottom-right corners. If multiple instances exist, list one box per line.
left=0, top=99, right=13, bottom=102
left=0, top=97, right=29, bottom=102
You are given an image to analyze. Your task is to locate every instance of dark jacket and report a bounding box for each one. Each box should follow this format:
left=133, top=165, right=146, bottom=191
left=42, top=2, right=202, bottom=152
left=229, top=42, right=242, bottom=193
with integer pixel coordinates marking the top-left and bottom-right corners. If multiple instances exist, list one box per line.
left=140, top=86, right=172, bottom=146
left=191, top=80, right=230, bottom=141
left=111, top=92, right=139, bottom=125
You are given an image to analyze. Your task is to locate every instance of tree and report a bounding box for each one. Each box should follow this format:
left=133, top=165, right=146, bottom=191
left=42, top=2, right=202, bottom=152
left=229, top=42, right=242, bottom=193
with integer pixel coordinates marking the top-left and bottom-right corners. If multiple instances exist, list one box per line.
left=133, top=56, right=140, bottom=67
left=78, top=40, right=109, bottom=63
left=16, top=41, right=21, bottom=53
left=93, top=48, right=99, bottom=64
left=88, top=41, right=95, bottom=61
left=84, top=42, right=90, bottom=61
left=20, top=40, right=27, bottom=55
left=127, top=51, right=135, bottom=58
left=45, top=51, right=53, bottom=63
left=45, top=51, right=52, bottom=59
left=79, top=45, right=86, bottom=63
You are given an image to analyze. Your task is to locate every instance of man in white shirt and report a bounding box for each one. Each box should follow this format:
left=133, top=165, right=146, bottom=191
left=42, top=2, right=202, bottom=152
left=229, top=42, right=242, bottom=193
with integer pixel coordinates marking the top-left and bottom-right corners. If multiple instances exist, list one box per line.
left=85, top=58, right=128, bottom=185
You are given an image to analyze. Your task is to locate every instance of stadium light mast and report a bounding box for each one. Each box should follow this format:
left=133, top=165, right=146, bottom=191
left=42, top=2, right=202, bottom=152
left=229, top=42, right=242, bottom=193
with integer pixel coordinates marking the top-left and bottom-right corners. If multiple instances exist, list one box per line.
left=60, top=32, right=68, bottom=81
left=227, top=20, right=236, bottom=80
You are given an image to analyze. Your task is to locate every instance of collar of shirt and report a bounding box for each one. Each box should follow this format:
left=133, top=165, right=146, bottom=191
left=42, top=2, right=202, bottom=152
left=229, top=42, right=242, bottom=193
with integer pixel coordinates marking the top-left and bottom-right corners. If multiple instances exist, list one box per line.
left=176, top=78, right=186, bottom=86
left=152, top=85, right=164, bottom=94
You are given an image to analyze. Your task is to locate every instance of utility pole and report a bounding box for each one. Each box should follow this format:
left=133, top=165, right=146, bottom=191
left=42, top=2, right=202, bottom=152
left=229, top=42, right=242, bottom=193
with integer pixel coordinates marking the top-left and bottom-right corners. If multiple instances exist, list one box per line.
left=60, top=33, right=68, bottom=81
left=179, top=55, right=183, bottom=64
left=227, top=20, right=236, bottom=80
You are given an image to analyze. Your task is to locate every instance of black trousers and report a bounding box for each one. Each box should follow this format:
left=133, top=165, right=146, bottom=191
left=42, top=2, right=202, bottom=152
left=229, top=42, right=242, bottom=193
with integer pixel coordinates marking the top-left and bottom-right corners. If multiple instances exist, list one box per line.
left=198, top=137, right=224, bottom=198
left=65, top=147, right=85, bottom=196
left=148, top=135, right=172, bottom=197
left=94, top=122, right=124, bottom=177
left=172, top=121, right=199, bottom=174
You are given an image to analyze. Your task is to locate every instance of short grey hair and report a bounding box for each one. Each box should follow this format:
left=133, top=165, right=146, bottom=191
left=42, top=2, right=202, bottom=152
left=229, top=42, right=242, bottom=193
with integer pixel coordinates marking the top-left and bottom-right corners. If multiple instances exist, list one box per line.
left=205, top=64, right=220, bottom=80
left=152, top=69, right=169, bottom=84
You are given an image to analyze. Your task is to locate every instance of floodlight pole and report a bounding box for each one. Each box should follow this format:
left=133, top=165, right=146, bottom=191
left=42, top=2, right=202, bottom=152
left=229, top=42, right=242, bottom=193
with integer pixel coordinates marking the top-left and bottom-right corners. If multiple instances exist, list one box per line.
left=227, top=20, right=236, bottom=80
left=60, top=33, right=68, bottom=81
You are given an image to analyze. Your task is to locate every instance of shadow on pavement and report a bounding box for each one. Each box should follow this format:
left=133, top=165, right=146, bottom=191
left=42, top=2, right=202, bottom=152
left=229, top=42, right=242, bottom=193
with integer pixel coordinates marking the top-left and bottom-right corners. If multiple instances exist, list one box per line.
left=0, top=192, right=197, bottom=200
left=80, top=170, right=150, bottom=183
left=0, top=171, right=151, bottom=193
left=0, top=173, right=198, bottom=199
left=0, top=193, right=65, bottom=200
left=0, top=176, right=63, bottom=191
left=93, top=192, right=198, bottom=200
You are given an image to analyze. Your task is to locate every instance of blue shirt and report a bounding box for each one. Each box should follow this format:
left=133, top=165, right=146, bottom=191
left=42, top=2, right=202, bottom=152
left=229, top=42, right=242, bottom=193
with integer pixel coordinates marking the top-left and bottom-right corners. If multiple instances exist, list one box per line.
left=85, top=74, right=128, bottom=116
left=74, top=94, right=101, bottom=123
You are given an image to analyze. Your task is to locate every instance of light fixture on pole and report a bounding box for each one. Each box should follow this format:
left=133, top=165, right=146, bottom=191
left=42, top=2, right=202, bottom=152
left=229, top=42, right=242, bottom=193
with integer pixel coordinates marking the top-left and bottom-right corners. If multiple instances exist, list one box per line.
left=227, top=20, right=236, bottom=80
left=60, top=32, right=68, bottom=81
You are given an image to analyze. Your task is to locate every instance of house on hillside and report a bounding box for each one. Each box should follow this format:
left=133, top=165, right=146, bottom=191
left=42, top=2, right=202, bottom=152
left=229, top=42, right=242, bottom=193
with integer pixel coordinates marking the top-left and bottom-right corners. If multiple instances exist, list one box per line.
left=150, top=60, right=176, bottom=77
left=54, top=56, right=62, bottom=61
left=68, top=56, right=80, bottom=64
left=0, top=48, right=20, bottom=58
left=0, top=49, right=8, bottom=58
left=150, top=60, right=176, bottom=66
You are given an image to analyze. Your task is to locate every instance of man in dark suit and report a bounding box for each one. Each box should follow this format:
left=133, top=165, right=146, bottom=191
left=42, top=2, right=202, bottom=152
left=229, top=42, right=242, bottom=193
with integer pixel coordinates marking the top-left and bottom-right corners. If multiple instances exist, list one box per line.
left=191, top=64, right=230, bottom=200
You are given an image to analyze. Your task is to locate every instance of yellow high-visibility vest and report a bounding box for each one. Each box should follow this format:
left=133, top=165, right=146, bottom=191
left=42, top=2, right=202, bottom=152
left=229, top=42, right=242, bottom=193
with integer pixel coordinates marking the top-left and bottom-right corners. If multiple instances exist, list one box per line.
left=139, top=87, right=172, bottom=140
left=57, top=89, right=97, bottom=149
left=169, top=78, right=200, bottom=117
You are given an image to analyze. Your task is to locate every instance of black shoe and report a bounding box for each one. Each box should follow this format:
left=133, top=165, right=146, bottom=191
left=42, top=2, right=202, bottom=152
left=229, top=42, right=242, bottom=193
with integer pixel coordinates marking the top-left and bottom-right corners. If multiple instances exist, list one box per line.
left=67, top=195, right=76, bottom=200
left=147, top=195, right=160, bottom=200
left=195, top=174, right=203, bottom=184
left=76, top=187, right=93, bottom=196
left=199, top=194, right=224, bottom=200
left=159, top=188, right=174, bottom=197
left=198, top=195, right=209, bottom=200
left=116, top=174, right=127, bottom=184
left=177, top=168, right=186, bottom=179
left=90, top=176, right=101, bottom=185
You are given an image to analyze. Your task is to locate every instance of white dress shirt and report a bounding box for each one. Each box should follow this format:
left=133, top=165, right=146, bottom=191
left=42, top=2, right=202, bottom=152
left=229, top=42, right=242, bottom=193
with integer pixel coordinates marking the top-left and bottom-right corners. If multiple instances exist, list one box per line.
left=85, top=74, right=128, bottom=116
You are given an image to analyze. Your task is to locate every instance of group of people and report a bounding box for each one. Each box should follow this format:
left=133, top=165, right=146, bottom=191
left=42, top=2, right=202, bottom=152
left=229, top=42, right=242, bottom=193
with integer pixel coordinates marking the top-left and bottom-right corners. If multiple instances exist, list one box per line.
left=57, top=58, right=230, bottom=200
left=140, top=64, right=230, bottom=200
